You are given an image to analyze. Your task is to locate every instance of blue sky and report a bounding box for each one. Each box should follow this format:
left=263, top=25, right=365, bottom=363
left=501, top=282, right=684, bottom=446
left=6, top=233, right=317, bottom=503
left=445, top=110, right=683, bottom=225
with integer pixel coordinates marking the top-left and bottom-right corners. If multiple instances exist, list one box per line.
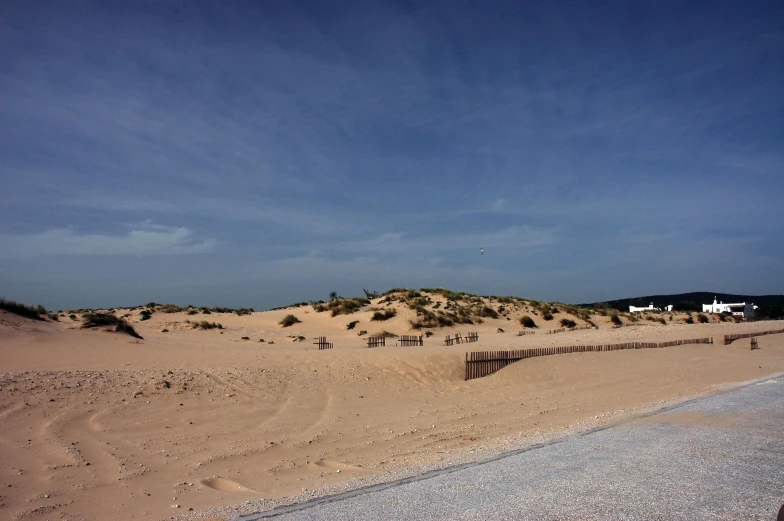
left=1, top=0, right=783, bottom=311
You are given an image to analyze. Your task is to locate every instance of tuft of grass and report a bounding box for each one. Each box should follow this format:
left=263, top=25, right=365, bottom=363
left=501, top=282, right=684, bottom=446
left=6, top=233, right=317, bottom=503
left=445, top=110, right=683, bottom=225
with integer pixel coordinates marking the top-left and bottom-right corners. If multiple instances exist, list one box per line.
left=520, top=315, right=537, bottom=328
left=279, top=314, right=301, bottom=327
left=235, top=308, right=254, bottom=316
left=560, top=318, right=577, bottom=328
left=160, top=304, right=182, bottom=313
left=0, top=298, right=47, bottom=321
left=684, top=316, right=695, bottom=324
left=377, top=330, right=398, bottom=338
left=82, top=312, right=143, bottom=339
left=191, top=320, right=224, bottom=330
left=140, top=309, right=152, bottom=321
left=610, top=313, right=622, bottom=326
left=357, top=330, right=368, bottom=336
left=346, top=320, right=359, bottom=330
left=371, top=309, right=397, bottom=321
left=697, top=313, right=709, bottom=324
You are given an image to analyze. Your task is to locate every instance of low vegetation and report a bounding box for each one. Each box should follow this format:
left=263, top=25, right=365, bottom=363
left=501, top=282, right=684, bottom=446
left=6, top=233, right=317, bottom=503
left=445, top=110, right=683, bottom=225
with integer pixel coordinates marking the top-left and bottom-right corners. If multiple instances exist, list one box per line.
left=313, top=297, right=371, bottom=316
left=0, top=298, right=47, bottom=320
left=520, top=315, right=537, bottom=328
left=346, top=320, right=359, bottom=330
left=82, top=312, right=143, bottom=339
left=697, top=313, right=709, bottom=324
left=188, top=320, right=224, bottom=330
left=279, top=314, right=301, bottom=327
left=371, top=309, right=397, bottom=321
left=560, top=318, right=576, bottom=328
left=610, top=313, right=622, bottom=326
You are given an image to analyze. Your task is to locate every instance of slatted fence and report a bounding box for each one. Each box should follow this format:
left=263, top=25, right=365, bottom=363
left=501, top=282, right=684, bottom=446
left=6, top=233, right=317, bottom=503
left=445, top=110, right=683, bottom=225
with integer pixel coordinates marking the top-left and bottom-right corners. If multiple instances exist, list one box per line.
left=445, top=333, right=463, bottom=346
left=465, top=337, right=713, bottom=380
left=399, top=334, right=423, bottom=346
left=314, top=337, right=333, bottom=350
left=751, top=338, right=759, bottom=350
left=466, top=332, right=479, bottom=343
left=367, top=336, right=385, bottom=348
left=724, top=328, right=784, bottom=345
left=517, top=330, right=536, bottom=336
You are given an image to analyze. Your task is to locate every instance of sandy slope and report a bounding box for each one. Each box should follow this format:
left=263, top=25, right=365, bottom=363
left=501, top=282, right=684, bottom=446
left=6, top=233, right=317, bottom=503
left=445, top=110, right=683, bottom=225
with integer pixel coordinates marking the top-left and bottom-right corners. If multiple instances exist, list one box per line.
left=1, top=304, right=782, bottom=521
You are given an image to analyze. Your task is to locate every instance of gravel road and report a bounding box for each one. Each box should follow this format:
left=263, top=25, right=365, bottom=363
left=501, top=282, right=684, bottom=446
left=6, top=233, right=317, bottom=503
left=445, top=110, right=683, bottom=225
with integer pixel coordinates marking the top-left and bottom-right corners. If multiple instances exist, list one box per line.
left=236, top=375, right=784, bottom=520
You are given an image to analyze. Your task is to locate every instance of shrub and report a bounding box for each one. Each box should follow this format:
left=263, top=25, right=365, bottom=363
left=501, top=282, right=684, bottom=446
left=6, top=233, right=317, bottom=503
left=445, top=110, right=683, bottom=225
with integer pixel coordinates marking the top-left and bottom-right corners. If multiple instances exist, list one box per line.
left=82, top=312, right=143, bottom=339
left=697, top=313, right=709, bottom=324
left=161, top=329, right=169, bottom=333
left=520, top=315, right=537, bottom=328
left=279, top=314, right=301, bottom=327
left=235, top=308, right=254, bottom=316
left=48, top=313, right=59, bottom=321
left=542, top=311, right=554, bottom=321
left=160, top=304, right=182, bottom=313
left=187, top=309, right=198, bottom=315
left=140, top=310, right=152, bottom=321
left=347, top=320, right=359, bottom=330
left=477, top=306, right=499, bottom=319
left=560, top=318, right=576, bottom=328
left=192, top=320, right=223, bottom=330
left=69, top=314, right=78, bottom=321
left=684, top=316, right=694, bottom=324
left=610, top=313, right=622, bottom=326
left=424, top=331, right=433, bottom=337
left=371, top=309, right=397, bottom=321
left=0, top=298, right=46, bottom=320
left=377, top=330, right=398, bottom=338
left=358, top=330, right=368, bottom=336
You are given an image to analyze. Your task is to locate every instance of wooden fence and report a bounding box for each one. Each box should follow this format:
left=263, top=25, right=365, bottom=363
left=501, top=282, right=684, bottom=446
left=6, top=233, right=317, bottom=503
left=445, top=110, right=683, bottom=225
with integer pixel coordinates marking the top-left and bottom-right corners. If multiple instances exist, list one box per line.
left=465, top=337, right=713, bottom=380
left=724, top=328, right=784, bottom=345
left=314, top=337, right=333, bottom=350
left=367, top=336, right=386, bottom=348
left=517, top=330, right=536, bottom=336
left=445, top=333, right=463, bottom=346
left=751, top=338, right=759, bottom=350
left=399, top=334, right=423, bottom=346
left=466, top=332, right=479, bottom=343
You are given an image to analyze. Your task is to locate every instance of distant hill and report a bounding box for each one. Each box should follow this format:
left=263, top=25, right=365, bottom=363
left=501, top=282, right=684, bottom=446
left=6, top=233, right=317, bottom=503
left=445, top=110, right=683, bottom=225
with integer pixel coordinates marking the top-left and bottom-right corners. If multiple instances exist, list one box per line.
left=581, top=292, right=784, bottom=319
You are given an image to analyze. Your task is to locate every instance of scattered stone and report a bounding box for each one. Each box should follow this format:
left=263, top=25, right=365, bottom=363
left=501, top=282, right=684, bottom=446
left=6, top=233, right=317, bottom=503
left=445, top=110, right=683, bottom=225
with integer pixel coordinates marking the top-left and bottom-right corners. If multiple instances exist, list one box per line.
left=133, top=391, right=143, bottom=398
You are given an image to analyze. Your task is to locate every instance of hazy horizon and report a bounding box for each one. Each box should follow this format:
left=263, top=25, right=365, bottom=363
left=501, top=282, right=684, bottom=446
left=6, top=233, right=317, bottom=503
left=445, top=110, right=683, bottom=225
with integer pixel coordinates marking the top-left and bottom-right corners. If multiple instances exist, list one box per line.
left=2, top=1, right=782, bottom=311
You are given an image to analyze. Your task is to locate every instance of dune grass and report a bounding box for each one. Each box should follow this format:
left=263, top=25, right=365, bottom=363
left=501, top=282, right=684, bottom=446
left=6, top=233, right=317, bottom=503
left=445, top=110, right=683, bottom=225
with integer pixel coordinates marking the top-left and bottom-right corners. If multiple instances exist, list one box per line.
left=279, top=314, right=301, bottom=327
left=0, top=298, right=47, bottom=321
left=82, top=312, right=143, bottom=339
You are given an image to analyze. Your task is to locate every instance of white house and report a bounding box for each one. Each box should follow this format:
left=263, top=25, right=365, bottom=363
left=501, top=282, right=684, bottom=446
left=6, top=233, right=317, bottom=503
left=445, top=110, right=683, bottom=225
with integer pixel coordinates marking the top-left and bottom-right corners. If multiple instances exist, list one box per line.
left=702, top=297, right=755, bottom=318
left=629, top=303, right=672, bottom=313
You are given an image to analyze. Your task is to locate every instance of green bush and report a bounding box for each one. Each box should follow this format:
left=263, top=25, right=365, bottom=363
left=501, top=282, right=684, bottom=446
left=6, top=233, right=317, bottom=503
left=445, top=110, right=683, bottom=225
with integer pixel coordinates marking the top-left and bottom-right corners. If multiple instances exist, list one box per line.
left=697, top=313, right=709, bottom=324
left=371, top=309, right=397, bottom=321
left=520, top=315, right=537, bottom=328
left=684, top=316, right=694, bottom=324
left=140, top=310, right=152, bottom=321
left=610, top=313, right=622, bottom=326
left=542, top=311, right=554, bottom=321
left=160, top=304, right=182, bottom=313
left=560, top=318, right=576, bottom=328
left=347, top=320, right=359, bottom=330
left=279, top=314, right=301, bottom=327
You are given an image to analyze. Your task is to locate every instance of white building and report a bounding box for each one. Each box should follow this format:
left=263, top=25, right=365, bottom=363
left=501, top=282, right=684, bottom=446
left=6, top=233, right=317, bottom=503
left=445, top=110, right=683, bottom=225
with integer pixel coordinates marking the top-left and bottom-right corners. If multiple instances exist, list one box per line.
left=629, top=303, right=673, bottom=313
left=702, top=297, right=755, bottom=318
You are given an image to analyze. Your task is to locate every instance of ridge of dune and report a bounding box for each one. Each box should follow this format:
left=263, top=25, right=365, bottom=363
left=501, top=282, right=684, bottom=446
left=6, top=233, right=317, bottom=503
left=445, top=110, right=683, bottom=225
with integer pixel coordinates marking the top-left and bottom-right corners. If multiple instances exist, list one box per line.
left=1, top=294, right=783, bottom=520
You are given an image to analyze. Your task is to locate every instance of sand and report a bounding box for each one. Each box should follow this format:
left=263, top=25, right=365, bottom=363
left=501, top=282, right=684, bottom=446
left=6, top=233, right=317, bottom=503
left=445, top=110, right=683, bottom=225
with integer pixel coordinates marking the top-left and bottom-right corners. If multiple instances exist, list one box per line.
left=1, top=301, right=783, bottom=520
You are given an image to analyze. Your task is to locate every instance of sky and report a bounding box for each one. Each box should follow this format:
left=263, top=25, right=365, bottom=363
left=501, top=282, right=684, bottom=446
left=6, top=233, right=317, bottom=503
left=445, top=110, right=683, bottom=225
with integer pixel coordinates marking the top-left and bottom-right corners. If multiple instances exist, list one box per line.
left=1, top=0, right=783, bottom=311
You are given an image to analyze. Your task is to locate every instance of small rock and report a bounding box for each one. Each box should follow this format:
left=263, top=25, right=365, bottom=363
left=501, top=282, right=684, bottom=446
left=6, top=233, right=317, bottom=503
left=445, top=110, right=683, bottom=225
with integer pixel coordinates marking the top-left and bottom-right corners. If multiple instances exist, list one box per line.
left=172, top=504, right=180, bottom=508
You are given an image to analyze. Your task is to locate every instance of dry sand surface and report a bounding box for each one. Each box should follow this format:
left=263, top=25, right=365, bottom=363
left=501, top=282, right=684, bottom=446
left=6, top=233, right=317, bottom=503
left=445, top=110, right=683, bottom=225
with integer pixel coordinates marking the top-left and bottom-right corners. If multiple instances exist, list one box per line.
left=1, top=301, right=783, bottom=521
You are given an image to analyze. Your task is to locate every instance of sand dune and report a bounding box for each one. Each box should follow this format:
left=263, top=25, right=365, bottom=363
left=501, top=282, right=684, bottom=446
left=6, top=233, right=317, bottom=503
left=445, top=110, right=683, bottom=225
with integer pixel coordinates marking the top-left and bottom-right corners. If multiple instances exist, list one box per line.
left=1, top=298, right=783, bottom=520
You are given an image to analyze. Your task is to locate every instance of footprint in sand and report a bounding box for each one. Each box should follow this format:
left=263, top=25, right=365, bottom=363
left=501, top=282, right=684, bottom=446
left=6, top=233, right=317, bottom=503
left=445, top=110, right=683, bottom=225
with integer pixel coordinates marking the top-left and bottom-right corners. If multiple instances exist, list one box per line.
left=200, top=477, right=258, bottom=494
left=307, top=460, right=373, bottom=473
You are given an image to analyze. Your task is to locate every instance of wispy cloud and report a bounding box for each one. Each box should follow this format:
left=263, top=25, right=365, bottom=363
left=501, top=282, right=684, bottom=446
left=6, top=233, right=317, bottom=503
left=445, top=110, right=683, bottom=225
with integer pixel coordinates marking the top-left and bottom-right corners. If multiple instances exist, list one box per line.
left=0, top=224, right=215, bottom=259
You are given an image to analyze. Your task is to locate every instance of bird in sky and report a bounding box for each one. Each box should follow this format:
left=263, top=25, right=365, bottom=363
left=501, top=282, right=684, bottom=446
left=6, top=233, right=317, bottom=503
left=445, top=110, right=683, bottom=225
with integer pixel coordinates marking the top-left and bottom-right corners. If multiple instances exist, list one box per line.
left=480, top=248, right=484, bottom=255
